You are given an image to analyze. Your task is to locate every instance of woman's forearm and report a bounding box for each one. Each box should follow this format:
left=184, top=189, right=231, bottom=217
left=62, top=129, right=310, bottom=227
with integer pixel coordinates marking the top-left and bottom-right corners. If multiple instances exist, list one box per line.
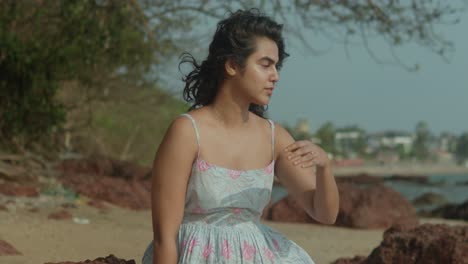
left=313, top=164, right=339, bottom=224
left=153, top=241, right=178, bottom=264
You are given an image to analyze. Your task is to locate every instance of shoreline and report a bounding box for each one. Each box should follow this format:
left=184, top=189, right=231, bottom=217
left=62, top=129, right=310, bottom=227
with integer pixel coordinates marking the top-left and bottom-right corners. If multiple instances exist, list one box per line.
left=333, top=164, right=468, bottom=177
left=1, top=204, right=466, bottom=264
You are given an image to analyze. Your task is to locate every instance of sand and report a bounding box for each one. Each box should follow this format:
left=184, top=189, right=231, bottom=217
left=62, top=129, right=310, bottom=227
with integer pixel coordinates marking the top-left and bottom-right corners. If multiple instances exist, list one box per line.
left=1, top=200, right=466, bottom=264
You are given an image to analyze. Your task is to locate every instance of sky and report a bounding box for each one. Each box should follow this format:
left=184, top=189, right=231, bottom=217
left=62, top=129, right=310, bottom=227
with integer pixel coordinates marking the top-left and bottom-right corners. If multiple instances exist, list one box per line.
left=162, top=9, right=468, bottom=136
left=268, top=12, right=468, bottom=136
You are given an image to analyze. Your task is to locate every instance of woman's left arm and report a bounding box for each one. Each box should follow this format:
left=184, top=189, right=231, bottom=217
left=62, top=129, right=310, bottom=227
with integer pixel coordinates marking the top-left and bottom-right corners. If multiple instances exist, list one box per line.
left=274, top=123, right=339, bottom=224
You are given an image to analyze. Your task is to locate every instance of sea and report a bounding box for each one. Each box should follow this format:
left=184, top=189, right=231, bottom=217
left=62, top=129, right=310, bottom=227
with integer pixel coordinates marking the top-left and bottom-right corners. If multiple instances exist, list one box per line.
left=271, top=174, right=468, bottom=211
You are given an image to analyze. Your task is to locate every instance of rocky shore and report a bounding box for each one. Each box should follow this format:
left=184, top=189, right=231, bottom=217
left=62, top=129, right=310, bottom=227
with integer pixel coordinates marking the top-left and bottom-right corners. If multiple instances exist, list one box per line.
left=1, top=155, right=467, bottom=263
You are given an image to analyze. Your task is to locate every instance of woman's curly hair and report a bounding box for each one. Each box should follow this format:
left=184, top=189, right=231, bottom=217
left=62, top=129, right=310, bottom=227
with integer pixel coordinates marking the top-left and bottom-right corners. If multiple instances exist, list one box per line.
left=179, top=8, right=289, bottom=118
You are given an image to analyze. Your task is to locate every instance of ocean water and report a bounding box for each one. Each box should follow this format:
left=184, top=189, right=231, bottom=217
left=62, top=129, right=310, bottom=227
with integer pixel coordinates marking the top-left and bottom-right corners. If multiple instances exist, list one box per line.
left=271, top=174, right=468, bottom=211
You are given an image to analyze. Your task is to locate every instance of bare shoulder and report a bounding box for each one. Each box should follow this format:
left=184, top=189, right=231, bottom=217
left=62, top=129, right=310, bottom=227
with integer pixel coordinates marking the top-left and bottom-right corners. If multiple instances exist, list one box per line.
left=156, top=114, right=198, bottom=162
left=165, top=114, right=196, bottom=141
left=273, top=122, right=295, bottom=160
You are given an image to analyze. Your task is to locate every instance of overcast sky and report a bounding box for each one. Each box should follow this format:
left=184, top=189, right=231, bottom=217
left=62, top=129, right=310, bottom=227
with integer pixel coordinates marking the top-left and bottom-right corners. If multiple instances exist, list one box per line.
left=162, top=9, right=468, bottom=136
left=268, top=11, right=468, bottom=135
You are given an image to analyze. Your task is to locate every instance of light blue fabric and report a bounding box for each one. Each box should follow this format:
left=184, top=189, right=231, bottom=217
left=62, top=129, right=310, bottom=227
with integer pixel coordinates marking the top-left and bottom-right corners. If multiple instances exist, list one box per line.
left=142, top=113, right=315, bottom=263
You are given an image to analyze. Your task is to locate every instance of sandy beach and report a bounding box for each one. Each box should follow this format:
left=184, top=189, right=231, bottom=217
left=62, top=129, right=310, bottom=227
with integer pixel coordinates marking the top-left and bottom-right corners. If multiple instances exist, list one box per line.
left=1, top=198, right=466, bottom=264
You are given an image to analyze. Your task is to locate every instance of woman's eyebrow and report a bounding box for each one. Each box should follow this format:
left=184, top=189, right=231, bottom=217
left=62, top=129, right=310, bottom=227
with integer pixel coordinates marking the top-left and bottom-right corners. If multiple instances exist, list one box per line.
left=258, top=56, right=277, bottom=64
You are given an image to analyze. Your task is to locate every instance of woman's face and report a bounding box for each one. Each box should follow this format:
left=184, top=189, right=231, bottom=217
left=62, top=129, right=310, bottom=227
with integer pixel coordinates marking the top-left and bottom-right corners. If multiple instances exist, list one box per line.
left=233, top=37, right=279, bottom=106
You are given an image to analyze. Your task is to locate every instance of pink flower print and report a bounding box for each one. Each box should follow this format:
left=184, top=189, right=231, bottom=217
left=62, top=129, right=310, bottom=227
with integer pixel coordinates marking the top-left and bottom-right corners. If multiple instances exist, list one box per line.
left=272, top=238, right=280, bottom=251
left=228, top=169, right=242, bottom=179
left=232, top=208, right=242, bottom=215
left=263, top=247, right=275, bottom=261
left=264, top=162, right=274, bottom=174
left=242, top=241, right=256, bottom=261
left=202, top=242, right=213, bottom=259
left=222, top=239, right=231, bottom=260
left=191, top=203, right=206, bottom=214
left=197, top=159, right=212, bottom=172
left=186, top=238, right=199, bottom=253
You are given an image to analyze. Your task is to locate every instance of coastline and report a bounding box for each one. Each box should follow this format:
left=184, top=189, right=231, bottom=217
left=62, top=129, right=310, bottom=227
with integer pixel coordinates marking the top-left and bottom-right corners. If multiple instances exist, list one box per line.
left=1, top=204, right=466, bottom=264
left=333, top=164, right=468, bottom=177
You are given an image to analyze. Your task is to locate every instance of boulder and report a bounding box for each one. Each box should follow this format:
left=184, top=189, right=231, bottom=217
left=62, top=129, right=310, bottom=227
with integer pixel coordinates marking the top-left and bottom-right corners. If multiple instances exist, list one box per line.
left=44, top=254, right=135, bottom=264
left=56, top=157, right=152, bottom=210
left=384, top=174, right=429, bottom=184
left=336, top=173, right=384, bottom=185
left=334, top=224, right=468, bottom=264
left=430, top=200, right=468, bottom=221
left=267, top=182, right=419, bottom=229
left=48, top=210, right=72, bottom=220
left=0, top=182, right=39, bottom=197
left=412, top=192, right=448, bottom=206
left=0, top=239, right=21, bottom=256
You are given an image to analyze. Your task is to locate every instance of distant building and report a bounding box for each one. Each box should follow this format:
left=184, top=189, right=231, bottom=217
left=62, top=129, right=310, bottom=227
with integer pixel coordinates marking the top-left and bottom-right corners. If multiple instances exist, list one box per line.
left=367, top=131, right=414, bottom=155
left=335, top=129, right=365, bottom=159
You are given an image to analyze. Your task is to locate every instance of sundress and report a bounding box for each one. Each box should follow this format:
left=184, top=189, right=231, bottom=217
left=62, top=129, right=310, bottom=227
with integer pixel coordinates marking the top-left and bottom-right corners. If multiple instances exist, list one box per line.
left=142, top=113, right=315, bottom=263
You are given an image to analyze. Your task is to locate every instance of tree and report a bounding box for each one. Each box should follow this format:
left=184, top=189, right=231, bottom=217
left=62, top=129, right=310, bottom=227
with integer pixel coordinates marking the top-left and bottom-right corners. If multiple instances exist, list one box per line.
left=139, top=0, right=468, bottom=70
left=455, top=133, right=468, bottom=164
left=412, top=121, right=431, bottom=161
left=0, top=1, right=188, bottom=149
left=315, top=122, right=336, bottom=154
left=2, top=0, right=467, bottom=149
left=335, top=125, right=367, bottom=158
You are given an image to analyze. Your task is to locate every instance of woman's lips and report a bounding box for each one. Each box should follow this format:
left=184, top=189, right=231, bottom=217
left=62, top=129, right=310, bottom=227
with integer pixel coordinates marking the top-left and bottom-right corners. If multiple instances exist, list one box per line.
left=265, top=87, right=274, bottom=95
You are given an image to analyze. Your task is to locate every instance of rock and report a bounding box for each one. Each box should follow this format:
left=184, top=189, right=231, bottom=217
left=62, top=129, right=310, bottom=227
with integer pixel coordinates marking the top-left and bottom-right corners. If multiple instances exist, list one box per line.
left=384, top=174, right=429, bottom=184
left=332, top=256, right=366, bottom=264
left=55, top=156, right=151, bottom=180
left=28, top=207, right=39, bottom=213
left=269, top=195, right=318, bottom=223
left=336, top=173, right=384, bottom=185
left=44, top=254, right=135, bottom=264
left=0, top=182, right=39, bottom=197
left=48, top=210, right=72, bottom=220
left=412, top=192, right=448, bottom=206
left=430, top=200, right=468, bottom=221
left=0, top=239, right=21, bottom=256
left=0, top=204, right=7, bottom=211
left=335, top=224, right=468, bottom=264
left=87, top=199, right=109, bottom=211
left=56, top=157, right=152, bottom=210
left=268, top=182, right=419, bottom=229
left=337, top=183, right=418, bottom=229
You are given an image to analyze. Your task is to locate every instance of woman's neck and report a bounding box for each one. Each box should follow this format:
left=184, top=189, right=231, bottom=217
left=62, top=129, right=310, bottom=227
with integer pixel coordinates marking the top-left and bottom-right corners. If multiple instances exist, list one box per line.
left=209, top=87, right=251, bottom=128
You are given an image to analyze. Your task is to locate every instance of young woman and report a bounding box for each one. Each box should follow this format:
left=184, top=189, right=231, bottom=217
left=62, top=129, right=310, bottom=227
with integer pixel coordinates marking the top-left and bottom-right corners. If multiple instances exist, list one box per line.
left=142, top=9, right=339, bottom=264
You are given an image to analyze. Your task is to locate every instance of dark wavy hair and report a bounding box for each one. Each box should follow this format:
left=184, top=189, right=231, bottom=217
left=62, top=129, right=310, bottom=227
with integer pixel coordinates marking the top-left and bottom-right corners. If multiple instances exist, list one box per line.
left=179, top=9, right=289, bottom=118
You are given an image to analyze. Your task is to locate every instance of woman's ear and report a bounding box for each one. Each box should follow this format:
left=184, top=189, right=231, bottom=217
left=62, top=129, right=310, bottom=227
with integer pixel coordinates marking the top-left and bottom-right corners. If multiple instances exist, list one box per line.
left=225, top=59, right=237, bottom=76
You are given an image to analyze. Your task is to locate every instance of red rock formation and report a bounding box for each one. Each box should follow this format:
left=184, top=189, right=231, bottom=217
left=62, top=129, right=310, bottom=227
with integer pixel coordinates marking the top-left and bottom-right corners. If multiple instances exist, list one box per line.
left=55, top=157, right=152, bottom=210
left=48, top=210, right=72, bottom=220
left=0, top=182, right=39, bottom=197
left=333, top=256, right=366, bottom=264
left=45, top=254, right=135, bottom=264
left=266, top=182, right=418, bottom=229
left=334, top=224, right=468, bottom=264
left=336, top=173, right=384, bottom=185
left=0, top=240, right=21, bottom=256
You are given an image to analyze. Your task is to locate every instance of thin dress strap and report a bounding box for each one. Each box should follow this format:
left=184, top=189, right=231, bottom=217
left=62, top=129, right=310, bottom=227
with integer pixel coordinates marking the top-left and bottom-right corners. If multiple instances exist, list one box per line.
left=267, top=119, right=275, bottom=161
left=180, top=113, right=200, bottom=158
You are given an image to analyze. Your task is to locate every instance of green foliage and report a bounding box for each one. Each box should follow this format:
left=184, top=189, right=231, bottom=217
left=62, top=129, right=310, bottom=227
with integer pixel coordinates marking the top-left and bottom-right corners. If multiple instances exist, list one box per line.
left=455, top=132, right=468, bottom=163
left=85, top=87, right=188, bottom=165
left=0, top=1, right=174, bottom=149
left=335, top=125, right=367, bottom=158
left=315, top=122, right=336, bottom=154
left=0, top=31, right=66, bottom=143
left=412, top=121, right=431, bottom=161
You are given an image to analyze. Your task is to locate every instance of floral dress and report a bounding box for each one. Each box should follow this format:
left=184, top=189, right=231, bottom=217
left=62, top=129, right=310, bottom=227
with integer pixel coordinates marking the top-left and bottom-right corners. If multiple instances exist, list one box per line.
left=142, top=113, right=315, bottom=263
